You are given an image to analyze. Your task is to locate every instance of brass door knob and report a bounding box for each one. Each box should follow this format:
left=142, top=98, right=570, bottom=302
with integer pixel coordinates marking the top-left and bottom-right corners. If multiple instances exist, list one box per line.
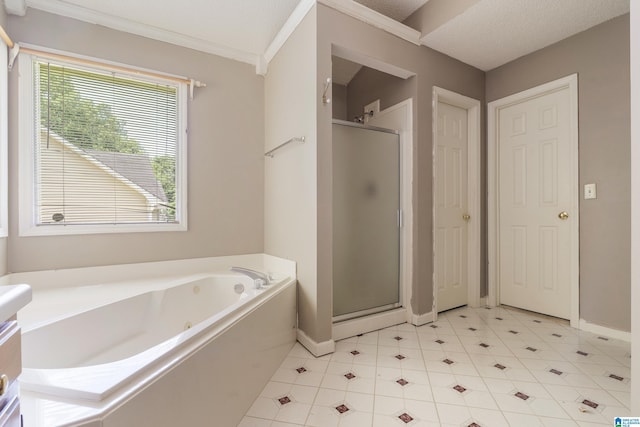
left=0, top=374, right=8, bottom=396
left=462, top=214, right=471, bottom=221
left=558, top=211, right=569, bottom=220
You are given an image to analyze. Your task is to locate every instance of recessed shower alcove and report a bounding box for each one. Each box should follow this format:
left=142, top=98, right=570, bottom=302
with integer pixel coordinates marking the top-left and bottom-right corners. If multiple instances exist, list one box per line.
left=330, top=49, right=415, bottom=339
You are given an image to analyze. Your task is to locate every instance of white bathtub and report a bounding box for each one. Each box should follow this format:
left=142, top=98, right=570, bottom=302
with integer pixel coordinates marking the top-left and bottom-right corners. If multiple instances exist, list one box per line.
left=8, top=254, right=297, bottom=427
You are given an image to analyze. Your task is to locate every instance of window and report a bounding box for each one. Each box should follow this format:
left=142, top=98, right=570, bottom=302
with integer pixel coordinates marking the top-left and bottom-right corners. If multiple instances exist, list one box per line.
left=19, top=51, right=187, bottom=235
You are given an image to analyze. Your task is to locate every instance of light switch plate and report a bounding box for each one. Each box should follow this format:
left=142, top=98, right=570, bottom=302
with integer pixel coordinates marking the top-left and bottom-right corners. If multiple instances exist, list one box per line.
left=584, top=183, right=597, bottom=199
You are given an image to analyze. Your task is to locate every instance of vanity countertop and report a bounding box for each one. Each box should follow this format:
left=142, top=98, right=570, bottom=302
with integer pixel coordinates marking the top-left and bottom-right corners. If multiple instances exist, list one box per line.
left=0, top=284, right=32, bottom=321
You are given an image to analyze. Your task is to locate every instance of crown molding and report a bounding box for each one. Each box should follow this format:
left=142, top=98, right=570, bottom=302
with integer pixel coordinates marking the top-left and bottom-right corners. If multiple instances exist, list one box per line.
left=260, top=0, right=316, bottom=75
left=23, top=0, right=422, bottom=76
left=25, top=0, right=260, bottom=69
left=259, top=0, right=422, bottom=74
left=318, top=0, right=421, bottom=45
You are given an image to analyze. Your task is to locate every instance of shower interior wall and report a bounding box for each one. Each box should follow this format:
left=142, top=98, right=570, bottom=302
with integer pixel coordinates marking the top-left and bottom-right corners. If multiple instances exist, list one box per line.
left=345, top=67, right=414, bottom=122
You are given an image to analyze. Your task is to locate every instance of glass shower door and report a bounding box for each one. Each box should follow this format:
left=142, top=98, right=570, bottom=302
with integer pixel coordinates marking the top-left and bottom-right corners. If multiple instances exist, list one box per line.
left=332, top=121, right=400, bottom=321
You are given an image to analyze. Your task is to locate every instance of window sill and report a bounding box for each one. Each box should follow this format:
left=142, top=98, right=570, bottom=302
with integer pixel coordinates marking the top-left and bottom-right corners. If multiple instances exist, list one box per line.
left=19, top=222, right=187, bottom=237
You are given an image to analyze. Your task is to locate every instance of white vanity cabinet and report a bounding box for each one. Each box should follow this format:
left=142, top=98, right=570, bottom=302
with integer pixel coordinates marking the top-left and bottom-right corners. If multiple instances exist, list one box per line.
left=0, top=285, right=32, bottom=427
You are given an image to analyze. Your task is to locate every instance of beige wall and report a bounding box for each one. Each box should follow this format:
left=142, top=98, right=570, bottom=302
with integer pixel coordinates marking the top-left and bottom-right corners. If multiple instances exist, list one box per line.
left=7, top=9, right=265, bottom=273
left=345, top=67, right=414, bottom=123
left=264, top=8, right=322, bottom=341
left=486, top=15, right=630, bottom=331
left=317, top=3, right=485, bottom=341
left=630, top=2, right=639, bottom=413
left=0, top=6, right=6, bottom=276
left=331, top=83, right=347, bottom=121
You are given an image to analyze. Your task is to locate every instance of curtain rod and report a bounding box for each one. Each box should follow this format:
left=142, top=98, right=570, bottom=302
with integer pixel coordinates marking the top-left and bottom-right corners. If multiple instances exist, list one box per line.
left=21, top=47, right=199, bottom=85
left=0, top=24, right=14, bottom=49
left=0, top=23, right=206, bottom=97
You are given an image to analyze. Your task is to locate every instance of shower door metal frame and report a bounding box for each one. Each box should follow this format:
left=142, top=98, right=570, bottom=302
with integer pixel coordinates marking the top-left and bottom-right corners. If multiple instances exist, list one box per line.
left=331, top=119, right=400, bottom=134
left=331, top=119, right=402, bottom=323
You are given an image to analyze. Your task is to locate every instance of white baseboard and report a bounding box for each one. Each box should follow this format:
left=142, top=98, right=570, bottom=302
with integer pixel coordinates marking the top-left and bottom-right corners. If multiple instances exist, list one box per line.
left=332, top=308, right=407, bottom=341
left=410, top=311, right=434, bottom=327
left=479, top=296, right=489, bottom=307
left=296, top=329, right=335, bottom=357
left=579, top=319, right=631, bottom=342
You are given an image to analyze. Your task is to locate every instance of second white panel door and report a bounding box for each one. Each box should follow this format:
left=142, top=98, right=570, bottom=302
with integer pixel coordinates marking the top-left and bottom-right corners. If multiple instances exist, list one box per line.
left=436, top=101, right=469, bottom=312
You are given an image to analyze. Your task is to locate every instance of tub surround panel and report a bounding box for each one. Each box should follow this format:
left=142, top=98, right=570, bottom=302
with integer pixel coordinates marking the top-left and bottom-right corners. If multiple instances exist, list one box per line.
left=103, top=281, right=295, bottom=427
left=7, top=9, right=265, bottom=273
left=21, top=281, right=296, bottom=427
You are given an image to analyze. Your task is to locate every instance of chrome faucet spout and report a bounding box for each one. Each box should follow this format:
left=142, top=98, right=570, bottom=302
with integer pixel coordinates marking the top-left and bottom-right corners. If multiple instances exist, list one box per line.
left=230, top=267, right=270, bottom=289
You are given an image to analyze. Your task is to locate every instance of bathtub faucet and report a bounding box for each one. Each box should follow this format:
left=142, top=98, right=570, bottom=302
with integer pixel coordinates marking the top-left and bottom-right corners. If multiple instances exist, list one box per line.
left=230, top=267, right=270, bottom=289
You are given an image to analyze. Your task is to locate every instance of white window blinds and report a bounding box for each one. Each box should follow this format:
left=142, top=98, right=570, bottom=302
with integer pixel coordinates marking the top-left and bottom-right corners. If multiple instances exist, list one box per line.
left=34, top=59, right=181, bottom=226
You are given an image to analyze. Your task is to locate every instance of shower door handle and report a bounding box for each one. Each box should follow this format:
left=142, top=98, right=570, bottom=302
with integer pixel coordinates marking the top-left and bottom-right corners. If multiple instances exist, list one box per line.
left=397, top=210, right=403, bottom=228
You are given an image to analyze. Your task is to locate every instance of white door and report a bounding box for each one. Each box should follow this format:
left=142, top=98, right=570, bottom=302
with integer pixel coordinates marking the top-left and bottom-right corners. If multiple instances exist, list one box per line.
left=435, top=101, right=469, bottom=312
left=497, top=86, right=575, bottom=319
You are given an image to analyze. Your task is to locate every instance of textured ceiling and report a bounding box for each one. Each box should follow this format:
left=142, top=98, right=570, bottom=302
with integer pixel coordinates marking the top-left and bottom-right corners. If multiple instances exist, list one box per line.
left=354, top=0, right=428, bottom=22
left=421, top=0, right=630, bottom=71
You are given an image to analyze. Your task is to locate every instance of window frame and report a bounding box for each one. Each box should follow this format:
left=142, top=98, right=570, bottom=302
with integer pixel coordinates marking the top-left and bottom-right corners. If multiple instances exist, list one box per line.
left=18, top=48, right=188, bottom=236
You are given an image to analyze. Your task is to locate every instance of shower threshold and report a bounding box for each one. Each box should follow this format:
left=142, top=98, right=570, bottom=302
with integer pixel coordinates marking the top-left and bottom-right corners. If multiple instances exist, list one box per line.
left=332, top=302, right=401, bottom=323
left=332, top=305, right=407, bottom=341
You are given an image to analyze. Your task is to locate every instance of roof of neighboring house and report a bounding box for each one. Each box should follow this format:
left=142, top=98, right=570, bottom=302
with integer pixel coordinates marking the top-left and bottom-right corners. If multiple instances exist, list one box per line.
left=41, top=129, right=169, bottom=204
left=86, top=149, right=168, bottom=203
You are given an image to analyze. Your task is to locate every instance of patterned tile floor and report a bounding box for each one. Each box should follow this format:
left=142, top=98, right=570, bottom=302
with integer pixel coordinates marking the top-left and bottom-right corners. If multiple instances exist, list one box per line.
left=240, top=306, right=631, bottom=426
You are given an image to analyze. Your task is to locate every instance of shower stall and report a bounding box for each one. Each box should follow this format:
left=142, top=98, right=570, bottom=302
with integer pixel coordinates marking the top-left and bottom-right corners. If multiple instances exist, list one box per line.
left=332, top=120, right=401, bottom=322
